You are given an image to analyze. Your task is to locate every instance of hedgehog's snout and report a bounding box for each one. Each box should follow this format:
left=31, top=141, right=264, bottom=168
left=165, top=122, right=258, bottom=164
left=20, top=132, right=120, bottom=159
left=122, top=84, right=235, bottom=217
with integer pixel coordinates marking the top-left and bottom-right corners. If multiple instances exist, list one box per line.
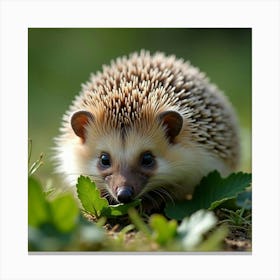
left=117, top=186, right=134, bottom=203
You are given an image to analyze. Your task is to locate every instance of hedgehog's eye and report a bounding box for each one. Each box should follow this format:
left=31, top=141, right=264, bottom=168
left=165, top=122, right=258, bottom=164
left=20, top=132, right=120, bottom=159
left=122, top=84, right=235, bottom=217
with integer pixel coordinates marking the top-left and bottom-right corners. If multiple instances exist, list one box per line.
left=140, top=152, right=155, bottom=168
left=99, top=152, right=111, bottom=169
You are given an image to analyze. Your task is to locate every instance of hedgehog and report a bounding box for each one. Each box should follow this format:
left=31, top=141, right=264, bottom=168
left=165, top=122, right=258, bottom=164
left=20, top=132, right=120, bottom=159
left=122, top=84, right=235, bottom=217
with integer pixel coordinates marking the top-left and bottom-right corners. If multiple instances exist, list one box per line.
left=54, top=50, right=240, bottom=213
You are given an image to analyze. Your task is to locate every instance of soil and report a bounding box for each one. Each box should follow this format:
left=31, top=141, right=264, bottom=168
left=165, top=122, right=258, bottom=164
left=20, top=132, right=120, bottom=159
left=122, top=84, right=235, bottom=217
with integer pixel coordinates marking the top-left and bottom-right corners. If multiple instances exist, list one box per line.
left=224, top=228, right=252, bottom=251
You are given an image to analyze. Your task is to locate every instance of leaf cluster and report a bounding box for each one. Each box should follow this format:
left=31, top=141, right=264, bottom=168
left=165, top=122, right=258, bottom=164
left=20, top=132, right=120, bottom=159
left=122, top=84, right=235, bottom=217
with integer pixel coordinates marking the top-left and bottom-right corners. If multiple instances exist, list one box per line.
left=165, top=171, right=252, bottom=220
left=75, top=175, right=232, bottom=251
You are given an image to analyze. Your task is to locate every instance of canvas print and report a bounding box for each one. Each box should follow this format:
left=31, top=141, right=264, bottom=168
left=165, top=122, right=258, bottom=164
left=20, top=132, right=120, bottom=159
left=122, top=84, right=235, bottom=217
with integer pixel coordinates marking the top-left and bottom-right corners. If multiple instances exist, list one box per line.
left=28, top=28, right=252, bottom=252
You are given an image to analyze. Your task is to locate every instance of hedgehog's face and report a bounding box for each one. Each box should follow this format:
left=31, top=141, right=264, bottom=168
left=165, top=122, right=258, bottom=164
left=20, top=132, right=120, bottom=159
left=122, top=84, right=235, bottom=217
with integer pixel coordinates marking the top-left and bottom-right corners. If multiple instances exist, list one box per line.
left=95, top=150, right=157, bottom=204
left=70, top=109, right=183, bottom=206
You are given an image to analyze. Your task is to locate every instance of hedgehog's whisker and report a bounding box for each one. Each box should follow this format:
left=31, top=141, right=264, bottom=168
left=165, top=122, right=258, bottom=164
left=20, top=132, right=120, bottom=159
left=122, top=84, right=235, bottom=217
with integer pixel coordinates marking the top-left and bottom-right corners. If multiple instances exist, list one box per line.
left=149, top=189, right=167, bottom=203
left=142, top=192, right=161, bottom=210
left=156, top=187, right=175, bottom=204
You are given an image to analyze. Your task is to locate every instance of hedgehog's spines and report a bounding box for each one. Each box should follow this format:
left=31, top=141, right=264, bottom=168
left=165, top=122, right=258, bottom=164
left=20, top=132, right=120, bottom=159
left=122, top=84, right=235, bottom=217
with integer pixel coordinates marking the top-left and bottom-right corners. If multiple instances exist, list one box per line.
left=61, top=51, right=240, bottom=169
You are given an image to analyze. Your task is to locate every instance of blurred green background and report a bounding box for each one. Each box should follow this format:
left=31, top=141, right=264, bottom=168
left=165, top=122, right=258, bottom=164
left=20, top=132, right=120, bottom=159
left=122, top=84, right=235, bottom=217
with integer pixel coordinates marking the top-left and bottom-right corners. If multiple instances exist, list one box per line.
left=28, top=28, right=251, bottom=185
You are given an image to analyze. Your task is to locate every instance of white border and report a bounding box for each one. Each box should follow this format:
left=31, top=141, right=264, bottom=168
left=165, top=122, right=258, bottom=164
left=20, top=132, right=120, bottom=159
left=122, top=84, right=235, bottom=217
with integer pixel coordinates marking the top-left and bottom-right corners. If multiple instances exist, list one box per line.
left=0, top=0, right=279, bottom=280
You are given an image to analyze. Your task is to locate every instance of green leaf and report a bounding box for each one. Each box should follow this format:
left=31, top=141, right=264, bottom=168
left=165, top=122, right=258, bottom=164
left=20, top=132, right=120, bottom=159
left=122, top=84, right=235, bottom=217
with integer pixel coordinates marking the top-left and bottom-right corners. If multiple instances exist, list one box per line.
left=207, top=172, right=252, bottom=210
left=105, top=199, right=141, bottom=217
left=165, top=171, right=252, bottom=220
left=236, top=190, right=252, bottom=210
left=128, top=208, right=151, bottom=237
left=164, top=200, right=197, bottom=221
left=49, top=194, right=79, bottom=232
left=28, top=177, right=50, bottom=227
left=149, top=214, right=177, bottom=245
left=76, top=176, right=109, bottom=217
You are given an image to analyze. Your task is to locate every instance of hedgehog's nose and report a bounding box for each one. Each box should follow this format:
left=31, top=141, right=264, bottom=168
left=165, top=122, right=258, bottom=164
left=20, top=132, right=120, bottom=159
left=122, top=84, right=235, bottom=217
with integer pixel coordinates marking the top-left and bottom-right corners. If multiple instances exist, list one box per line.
left=117, top=186, right=134, bottom=203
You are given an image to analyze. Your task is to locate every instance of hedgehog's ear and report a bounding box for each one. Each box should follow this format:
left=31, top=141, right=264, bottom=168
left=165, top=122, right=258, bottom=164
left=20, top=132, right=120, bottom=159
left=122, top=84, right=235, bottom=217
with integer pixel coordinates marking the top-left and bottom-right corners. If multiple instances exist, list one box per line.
left=71, top=110, right=94, bottom=142
left=158, top=111, right=183, bottom=143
